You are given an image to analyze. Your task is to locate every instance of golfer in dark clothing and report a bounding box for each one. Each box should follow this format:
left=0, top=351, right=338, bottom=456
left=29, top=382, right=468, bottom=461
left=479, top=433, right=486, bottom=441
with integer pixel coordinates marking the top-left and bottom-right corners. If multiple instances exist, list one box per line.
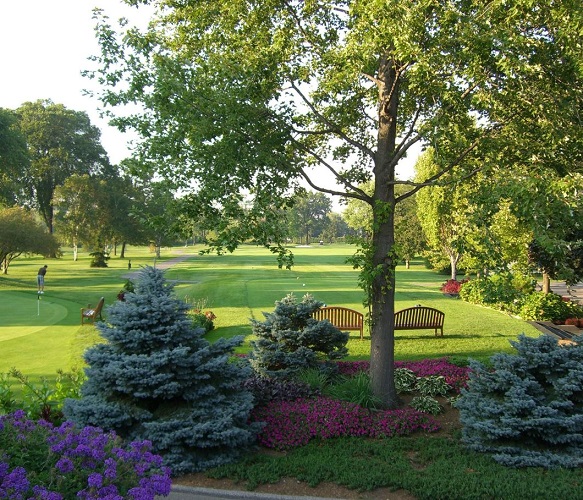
left=37, top=265, right=47, bottom=294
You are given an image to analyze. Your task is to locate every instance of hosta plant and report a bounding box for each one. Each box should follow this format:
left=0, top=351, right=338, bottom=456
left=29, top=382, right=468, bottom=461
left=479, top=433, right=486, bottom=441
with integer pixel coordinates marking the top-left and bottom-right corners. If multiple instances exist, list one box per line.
left=409, top=396, right=443, bottom=415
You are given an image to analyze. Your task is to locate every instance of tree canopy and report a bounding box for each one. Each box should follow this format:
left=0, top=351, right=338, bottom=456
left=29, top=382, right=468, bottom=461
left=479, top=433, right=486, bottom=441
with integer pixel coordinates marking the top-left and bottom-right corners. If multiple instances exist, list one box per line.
left=15, top=100, right=111, bottom=233
left=90, top=0, right=582, bottom=407
left=0, top=206, right=60, bottom=274
left=0, top=108, right=28, bottom=206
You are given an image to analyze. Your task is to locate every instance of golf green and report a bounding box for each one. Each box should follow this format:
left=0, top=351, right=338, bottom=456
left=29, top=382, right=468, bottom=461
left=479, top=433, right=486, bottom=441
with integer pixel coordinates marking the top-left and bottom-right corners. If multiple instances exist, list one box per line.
left=0, top=292, right=68, bottom=340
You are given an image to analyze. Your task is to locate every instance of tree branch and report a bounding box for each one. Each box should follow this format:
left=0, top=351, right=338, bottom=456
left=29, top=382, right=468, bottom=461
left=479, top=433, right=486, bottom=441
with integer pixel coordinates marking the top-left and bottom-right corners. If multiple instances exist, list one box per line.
left=290, top=81, right=375, bottom=160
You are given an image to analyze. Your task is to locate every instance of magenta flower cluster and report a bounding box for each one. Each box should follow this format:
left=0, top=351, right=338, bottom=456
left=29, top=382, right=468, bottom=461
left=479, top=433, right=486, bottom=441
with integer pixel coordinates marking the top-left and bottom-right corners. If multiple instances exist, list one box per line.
left=0, top=410, right=171, bottom=500
left=251, top=397, right=440, bottom=450
left=336, top=358, right=470, bottom=393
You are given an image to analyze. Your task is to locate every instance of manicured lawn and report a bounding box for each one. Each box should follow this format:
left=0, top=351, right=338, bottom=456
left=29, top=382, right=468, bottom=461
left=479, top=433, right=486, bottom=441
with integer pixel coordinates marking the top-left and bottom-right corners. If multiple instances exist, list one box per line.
left=0, top=246, right=181, bottom=378
left=2, top=244, right=577, bottom=498
left=164, top=244, right=540, bottom=361
left=1, top=243, right=540, bottom=380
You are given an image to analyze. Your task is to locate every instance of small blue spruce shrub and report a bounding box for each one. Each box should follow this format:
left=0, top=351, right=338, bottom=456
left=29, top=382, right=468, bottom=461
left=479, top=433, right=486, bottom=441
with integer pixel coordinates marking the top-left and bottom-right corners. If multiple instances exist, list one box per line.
left=248, top=293, right=348, bottom=378
left=63, top=266, right=261, bottom=474
left=458, top=334, right=583, bottom=468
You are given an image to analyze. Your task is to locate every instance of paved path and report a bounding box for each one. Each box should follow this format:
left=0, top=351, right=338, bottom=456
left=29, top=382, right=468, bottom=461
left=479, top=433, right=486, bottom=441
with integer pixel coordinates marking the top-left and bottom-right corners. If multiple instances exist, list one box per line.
left=122, top=253, right=195, bottom=281
left=537, top=281, right=583, bottom=304
left=159, top=485, right=337, bottom=500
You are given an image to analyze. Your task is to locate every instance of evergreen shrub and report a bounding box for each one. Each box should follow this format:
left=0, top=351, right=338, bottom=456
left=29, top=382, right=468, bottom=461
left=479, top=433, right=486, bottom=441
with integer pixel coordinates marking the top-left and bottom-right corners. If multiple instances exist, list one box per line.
left=248, top=293, right=348, bottom=378
left=63, top=266, right=260, bottom=474
left=458, top=334, right=583, bottom=468
left=241, top=376, right=319, bottom=406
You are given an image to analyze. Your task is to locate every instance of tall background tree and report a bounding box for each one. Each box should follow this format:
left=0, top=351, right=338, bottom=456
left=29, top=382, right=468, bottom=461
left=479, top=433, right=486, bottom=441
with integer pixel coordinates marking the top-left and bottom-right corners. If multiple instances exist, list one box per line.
left=288, top=191, right=332, bottom=245
left=0, top=206, right=60, bottom=274
left=15, top=100, right=111, bottom=234
left=90, top=1, right=582, bottom=407
left=0, top=108, right=29, bottom=206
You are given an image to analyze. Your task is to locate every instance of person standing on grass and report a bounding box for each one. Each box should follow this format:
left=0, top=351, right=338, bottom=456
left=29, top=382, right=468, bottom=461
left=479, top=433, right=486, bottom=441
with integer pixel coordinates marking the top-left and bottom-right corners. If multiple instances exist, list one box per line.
left=37, top=265, right=47, bottom=294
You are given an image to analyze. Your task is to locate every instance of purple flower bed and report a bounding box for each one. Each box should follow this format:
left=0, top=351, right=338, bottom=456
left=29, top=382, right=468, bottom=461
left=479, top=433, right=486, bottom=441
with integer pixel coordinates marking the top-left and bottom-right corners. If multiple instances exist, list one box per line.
left=0, top=410, right=171, bottom=500
left=251, top=396, right=440, bottom=450
left=336, top=358, right=470, bottom=393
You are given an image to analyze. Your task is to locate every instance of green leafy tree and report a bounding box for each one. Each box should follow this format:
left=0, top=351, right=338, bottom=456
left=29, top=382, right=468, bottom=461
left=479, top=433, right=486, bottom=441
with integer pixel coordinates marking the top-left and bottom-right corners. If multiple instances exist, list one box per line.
left=63, top=266, right=260, bottom=474
left=90, top=1, right=582, bottom=407
left=321, top=212, right=350, bottom=243
left=0, top=108, right=29, bottom=206
left=15, top=100, right=111, bottom=233
left=53, top=174, right=103, bottom=261
left=0, top=206, right=60, bottom=274
left=288, top=191, right=332, bottom=244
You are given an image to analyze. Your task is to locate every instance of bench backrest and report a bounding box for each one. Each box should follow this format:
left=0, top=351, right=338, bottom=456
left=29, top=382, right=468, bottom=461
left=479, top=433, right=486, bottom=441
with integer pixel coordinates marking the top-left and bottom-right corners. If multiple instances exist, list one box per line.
left=312, top=306, right=364, bottom=340
left=394, top=306, right=444, bottom=334
left=94, top=297, right=105, bottom=315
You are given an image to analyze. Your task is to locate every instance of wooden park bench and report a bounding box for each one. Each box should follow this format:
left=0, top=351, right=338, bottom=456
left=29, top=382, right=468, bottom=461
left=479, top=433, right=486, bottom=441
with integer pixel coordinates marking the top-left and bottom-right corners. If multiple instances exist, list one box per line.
left=394, top=306, right=444, bottom=336
left=81, top=297, right=105, bottom=325
left=312, top=306, right=365, bottom=340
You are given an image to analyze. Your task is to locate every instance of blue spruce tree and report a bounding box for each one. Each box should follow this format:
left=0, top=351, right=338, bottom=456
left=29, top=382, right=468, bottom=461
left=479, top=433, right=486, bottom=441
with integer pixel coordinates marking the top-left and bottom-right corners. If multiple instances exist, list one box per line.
left=458, top=334, right=583, bottom=468
left=249, top=293, right=348, bottom=378
left=64, top=266, right=260, bottom=474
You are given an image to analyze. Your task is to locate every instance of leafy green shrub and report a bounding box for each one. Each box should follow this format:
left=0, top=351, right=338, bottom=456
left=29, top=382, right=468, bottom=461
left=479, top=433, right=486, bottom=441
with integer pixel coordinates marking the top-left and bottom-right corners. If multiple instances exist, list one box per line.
left=0, top=368, right=85, bottom=424
left=248, top=293, right=348, bottom=378
left=459, top=272, right=536, bottom=313
left=518, top=292, right=582, bottom=322
left=394, top=368, right=417, bottom=393
left=458, top=334, right=583, bottom=468
left=409, top=395, right=443, bottom=415
left=189, top=309, right=216, bottom=332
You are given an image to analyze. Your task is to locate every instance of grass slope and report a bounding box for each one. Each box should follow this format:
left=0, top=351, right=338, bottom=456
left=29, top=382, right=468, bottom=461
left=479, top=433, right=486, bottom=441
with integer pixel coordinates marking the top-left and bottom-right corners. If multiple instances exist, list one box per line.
left=1, top=244, right=540, bottom=380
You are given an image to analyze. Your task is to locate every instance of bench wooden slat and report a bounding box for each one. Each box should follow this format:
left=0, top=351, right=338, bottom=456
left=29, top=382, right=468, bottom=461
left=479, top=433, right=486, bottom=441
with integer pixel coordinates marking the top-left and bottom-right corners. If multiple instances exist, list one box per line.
left=394, top=306, right=444, bottom=336
left=81, top=297, right=105, bottom=325
left=312, top=306, right=364, bottom=340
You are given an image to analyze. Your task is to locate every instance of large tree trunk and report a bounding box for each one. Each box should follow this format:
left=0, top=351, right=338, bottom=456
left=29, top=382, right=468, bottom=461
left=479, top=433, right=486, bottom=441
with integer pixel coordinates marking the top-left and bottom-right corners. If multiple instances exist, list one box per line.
left=369, top=55, right=400, bottom=409
left=542, top=272, right=551, bottom=293
left=120, top=242, right=126, bottom=258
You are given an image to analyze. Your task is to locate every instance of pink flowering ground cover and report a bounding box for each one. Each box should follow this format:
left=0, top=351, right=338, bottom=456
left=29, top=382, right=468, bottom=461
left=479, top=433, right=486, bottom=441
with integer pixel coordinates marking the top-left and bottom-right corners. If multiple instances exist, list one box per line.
left=336, top=358, right=470, bottom=393
left=251, top=397, right=440, bottom=450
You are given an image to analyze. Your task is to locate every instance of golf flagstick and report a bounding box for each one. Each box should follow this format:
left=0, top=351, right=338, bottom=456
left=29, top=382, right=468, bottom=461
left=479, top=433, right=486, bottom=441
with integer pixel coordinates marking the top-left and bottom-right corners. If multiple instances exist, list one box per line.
left=38, top=293, right=40, bottom=316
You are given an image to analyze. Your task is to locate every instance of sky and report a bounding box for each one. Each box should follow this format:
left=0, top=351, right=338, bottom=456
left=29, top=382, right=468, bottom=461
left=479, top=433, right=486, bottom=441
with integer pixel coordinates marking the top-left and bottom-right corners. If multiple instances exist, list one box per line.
left=0, top=0, right=417, bottom=186
left=0, top=0, right=149, bottom=165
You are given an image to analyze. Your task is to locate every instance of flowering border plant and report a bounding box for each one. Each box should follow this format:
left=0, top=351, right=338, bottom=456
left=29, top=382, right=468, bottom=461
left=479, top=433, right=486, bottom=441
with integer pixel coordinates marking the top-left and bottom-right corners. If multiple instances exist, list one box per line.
left=0, top=410, right=171, bottom=499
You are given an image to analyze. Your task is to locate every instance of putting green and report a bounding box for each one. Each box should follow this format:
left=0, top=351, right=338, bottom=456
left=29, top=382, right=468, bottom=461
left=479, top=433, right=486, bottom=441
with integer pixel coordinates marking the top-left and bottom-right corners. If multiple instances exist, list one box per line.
left=0, top=292, right=68, bottom=341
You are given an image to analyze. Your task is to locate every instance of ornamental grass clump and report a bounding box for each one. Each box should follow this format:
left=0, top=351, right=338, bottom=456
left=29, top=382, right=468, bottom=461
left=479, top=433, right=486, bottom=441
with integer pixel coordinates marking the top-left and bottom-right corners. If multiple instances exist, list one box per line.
left=0, top=410, right=171, bottom=499
left=251, top=397, right=439, bottom=450
left=458, top=334, right=583, bottom=468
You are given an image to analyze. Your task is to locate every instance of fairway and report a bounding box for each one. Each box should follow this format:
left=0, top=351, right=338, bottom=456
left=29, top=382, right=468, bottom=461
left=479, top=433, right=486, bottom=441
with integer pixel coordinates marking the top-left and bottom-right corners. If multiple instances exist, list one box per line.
left=0, top=244, right=543, bottom=380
